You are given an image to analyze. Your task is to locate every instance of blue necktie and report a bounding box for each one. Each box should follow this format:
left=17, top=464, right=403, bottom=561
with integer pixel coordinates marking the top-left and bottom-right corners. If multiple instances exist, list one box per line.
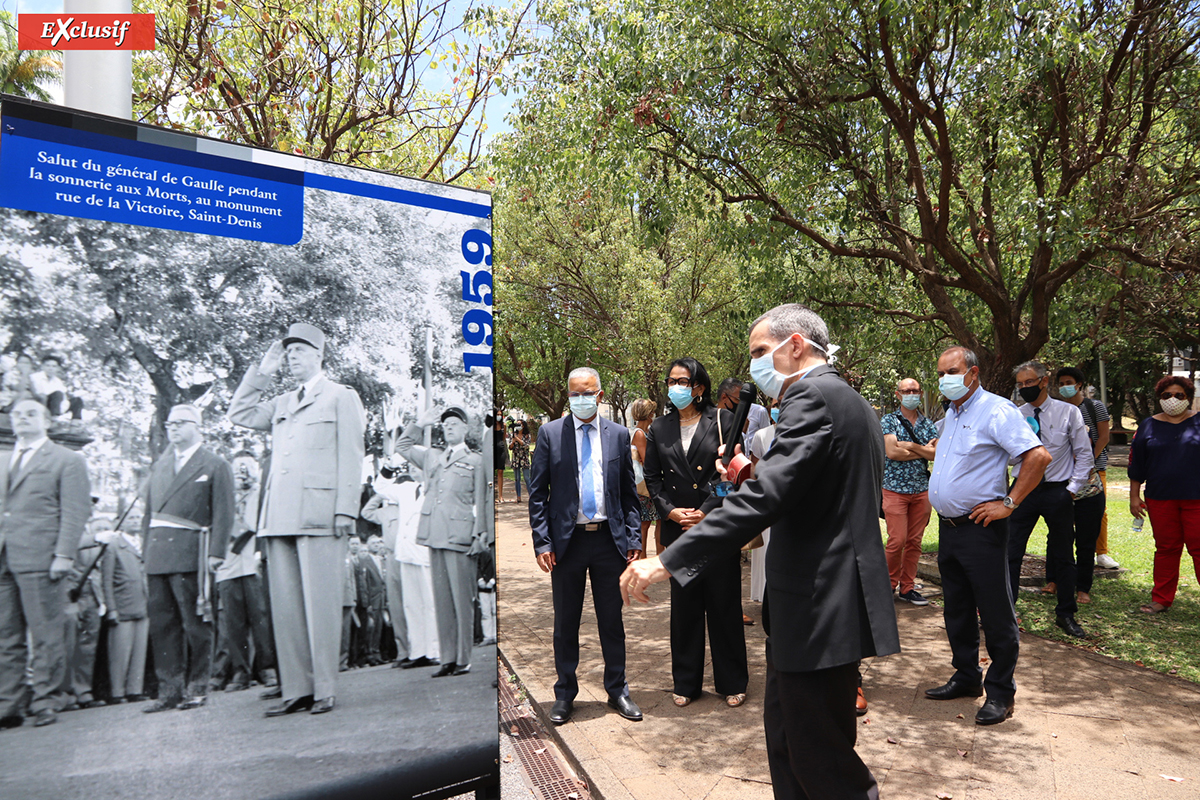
left=1034, top=407, right=1043, bottom=441
left=580, top=423, right=597, bottom=519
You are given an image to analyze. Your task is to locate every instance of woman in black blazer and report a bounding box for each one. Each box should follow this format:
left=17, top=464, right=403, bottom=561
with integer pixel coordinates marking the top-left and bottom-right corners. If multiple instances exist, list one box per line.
left=644, top=357, right=749, bottom=707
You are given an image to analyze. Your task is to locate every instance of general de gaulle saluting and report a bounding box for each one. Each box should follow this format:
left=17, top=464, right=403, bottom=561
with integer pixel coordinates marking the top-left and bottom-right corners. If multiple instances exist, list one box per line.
left=229, top=323, right=366, bottom=716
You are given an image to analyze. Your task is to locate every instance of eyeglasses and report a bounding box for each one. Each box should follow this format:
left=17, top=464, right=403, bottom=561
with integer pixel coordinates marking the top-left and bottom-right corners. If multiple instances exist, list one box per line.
left=664, top=378, right=693, bottom=387
left=1160, top=392, right=1188, bottom=401
left=1015, top=378, right=1044, bottom=389
left=567, top=391, right=599, bottom=398
left=898, top=389, right=922, bottom=396
left=164, top=420, right=194, bottom=428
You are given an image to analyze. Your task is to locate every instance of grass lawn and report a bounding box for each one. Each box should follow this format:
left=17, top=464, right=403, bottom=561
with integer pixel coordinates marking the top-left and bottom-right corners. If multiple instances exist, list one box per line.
left=913, top=467, right=1200, bottom=684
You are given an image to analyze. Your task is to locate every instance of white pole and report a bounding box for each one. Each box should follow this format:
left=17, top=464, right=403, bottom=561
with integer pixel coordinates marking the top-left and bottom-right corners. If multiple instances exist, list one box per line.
left=62, top=0, right=133, bottom=119
left=1098, top=357, right=1108, bottom=407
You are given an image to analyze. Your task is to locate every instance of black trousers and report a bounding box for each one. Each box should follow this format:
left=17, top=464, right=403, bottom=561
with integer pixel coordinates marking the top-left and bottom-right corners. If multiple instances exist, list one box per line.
left=938, top=517, right=1020, bottom=702
left=147, top=573, right=213, bottom=700
left=1045, top=492, right=1105, bottom=593
left=551, top=525, right=628, bottom=703
left=216, top=575, right=276, bottom=679
left=764, top=644, right=879, bottom=800
left=669, top=550, right=748, bottom=698
left=1007, top=482, right=1078, bottom=617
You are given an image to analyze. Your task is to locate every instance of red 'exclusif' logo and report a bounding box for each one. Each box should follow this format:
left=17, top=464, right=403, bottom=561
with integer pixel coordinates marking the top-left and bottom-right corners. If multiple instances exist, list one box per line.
left=17, top=14, right=155, bottom=51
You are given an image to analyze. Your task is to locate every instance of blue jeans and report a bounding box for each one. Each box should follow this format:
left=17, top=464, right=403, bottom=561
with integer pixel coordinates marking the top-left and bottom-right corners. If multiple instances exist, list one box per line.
left=513, top=467, right=531, bottom=499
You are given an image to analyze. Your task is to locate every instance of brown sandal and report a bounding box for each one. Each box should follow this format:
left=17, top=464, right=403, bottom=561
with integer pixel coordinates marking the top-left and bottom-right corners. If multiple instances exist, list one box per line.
left=1139, top=602, right=1168, bottom=614
left=673, top=694, right=692, bottom=707
left=726, top=693, right=747, bottom=708
left=1040, top=582, right=1057, bottom=595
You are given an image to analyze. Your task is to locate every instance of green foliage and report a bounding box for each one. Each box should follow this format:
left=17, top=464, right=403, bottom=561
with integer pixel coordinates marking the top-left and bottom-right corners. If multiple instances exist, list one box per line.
left=133, top=0, right=533, bottom=183
left=0, top=11, right=61, bottom=102
left=506, top=0, right=1200, bottom=393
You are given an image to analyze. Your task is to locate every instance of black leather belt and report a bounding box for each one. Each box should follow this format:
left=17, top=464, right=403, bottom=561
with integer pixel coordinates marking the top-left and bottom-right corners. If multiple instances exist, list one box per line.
left=576, top=521, right=609, bottom=532
left=1038, top=480, right=1068, bottom=488
left=938, top=514, right=975, bottom=527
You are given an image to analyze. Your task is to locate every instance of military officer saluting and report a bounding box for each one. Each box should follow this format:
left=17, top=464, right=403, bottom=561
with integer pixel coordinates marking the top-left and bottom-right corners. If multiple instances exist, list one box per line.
left=397, top=406, right=488, bottom=677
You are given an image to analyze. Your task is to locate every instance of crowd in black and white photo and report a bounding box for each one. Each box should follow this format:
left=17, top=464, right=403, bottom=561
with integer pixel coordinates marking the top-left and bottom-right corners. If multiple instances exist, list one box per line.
left=0, top=322, right=496, bottom=731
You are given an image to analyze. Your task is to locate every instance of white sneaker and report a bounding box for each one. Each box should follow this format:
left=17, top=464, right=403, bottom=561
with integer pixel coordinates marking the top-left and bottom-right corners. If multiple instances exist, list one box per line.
left=1096, top=554, right=1120, bottom=569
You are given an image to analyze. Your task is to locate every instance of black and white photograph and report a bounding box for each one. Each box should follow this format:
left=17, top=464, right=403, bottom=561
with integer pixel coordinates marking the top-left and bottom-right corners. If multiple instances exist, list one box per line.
left=0, top=96, right=497, bottom=800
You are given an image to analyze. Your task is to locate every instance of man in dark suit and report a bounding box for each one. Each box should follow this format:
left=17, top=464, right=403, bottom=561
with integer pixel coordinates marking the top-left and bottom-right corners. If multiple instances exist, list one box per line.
left=355, top=535, right=387, bottom=666
left=622, top=304, right=901, bottom=800
left=0, top=399, right=91, bottom=728
left=528, top=367, right=643, bottom=725
left=141, top=404, right=234, bottom=713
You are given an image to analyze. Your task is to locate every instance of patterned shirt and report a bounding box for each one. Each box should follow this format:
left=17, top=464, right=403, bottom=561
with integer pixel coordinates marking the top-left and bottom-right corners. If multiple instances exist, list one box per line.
left=1074, top=398, right=1111, bottom=471
left=881, top=411, right=940, bottom=494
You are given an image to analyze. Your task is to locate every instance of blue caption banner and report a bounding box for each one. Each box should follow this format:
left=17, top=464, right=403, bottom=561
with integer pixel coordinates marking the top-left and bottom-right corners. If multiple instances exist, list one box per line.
left=0, top=121, right=304, bottom=244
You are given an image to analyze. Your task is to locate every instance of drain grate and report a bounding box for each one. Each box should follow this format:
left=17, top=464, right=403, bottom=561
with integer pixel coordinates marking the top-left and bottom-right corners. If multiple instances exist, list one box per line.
left=499, top=661, right=589, bottom=800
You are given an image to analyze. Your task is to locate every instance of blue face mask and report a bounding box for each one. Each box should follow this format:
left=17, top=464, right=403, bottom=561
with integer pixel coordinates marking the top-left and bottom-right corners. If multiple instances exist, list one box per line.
left=900, top=394, right=921, bottom=410
left=667, top=385, right=696, bottom=410
left=1059, top=385, right=1078, bottom=399
left=770, top=407, right=780, bottom=423
left=938, top=373, right=973, bottom=401
left=750, top=338, right=802, bottom=400
left=569, top=395, right=599, bottom=420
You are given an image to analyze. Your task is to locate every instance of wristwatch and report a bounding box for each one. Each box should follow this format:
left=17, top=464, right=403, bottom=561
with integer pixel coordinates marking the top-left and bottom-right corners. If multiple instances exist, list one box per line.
left=1002, top=496, right=1018, bottom=509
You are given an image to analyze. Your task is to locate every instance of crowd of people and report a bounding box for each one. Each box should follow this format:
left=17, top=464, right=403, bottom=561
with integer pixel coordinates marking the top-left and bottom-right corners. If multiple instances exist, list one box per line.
left=0, top=322, right=496, bottom=731
left=513, top=302, right=1197, bottom=800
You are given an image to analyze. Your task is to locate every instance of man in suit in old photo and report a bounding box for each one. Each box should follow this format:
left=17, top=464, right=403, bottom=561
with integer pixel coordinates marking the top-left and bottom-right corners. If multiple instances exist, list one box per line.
left=622, top=304, right=901, bottom=800
left=0, top=398, right=92, bottom=728
left=528, top=368, right=644, bottom=725
left=141, top=403, right=234, bottom=713
left=230, top=323, right=366, bottom=716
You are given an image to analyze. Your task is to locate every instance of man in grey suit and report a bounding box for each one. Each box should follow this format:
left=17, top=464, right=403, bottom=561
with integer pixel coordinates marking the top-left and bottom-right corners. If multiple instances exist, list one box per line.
left=0, top=399, right=91, bottom=728
left=230, top=323, right=366, bottom=716
left=622, top=305, right=901, bottom=800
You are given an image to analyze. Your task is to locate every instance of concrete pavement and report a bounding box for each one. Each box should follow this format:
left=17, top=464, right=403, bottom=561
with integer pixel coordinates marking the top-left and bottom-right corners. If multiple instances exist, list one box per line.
left=0, top=645, right=498, bottom=800
left=496, top=497, right=1200, bottom=800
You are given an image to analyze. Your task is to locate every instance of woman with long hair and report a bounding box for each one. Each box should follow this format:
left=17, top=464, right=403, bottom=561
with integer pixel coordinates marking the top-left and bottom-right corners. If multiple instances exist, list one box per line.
left=643, top=357, right=749, bottom=708
left=629, top=399, right=659, bottom=551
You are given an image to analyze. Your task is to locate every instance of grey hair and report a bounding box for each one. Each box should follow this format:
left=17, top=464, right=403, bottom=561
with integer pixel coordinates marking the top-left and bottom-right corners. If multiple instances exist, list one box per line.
left=1012, top=360, right=1047, bottom=379
left=567, top=366, right=602, bottom=390
left=749, top=304, right=830, bottom=353
left=942, top=346, right=979, bottom=370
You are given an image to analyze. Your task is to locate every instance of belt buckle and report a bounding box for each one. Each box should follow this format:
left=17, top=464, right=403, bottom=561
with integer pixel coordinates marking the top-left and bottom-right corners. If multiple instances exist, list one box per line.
left=583, top=522, right=600, bottom=532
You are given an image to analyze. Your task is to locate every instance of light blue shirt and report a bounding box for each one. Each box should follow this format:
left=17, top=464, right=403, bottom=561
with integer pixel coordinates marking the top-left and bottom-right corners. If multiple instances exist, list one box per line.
left=1012, top=397, right=1092, bottom=494
left=572, top=415, right=607, bottom=523
left=928, top=387, right=1042, bottom=517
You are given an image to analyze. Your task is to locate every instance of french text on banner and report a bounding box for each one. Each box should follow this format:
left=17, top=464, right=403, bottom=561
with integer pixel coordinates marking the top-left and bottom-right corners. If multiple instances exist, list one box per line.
left=18, top=14, right=155, bottom=51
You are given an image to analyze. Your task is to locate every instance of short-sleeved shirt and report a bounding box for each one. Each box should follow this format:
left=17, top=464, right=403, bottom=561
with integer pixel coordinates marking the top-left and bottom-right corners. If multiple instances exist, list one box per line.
left=881, top=411, right=939, bottom=494
left=1074, top=398, right=1111, bottom=471
left=928, top=388, right=1043, bottom=517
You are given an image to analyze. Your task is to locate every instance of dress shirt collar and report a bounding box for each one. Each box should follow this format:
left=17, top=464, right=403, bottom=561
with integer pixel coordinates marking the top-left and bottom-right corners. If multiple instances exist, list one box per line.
left=173, top=440, right=203, bottom=469
left=572, top=413, right=600, bottom=432
left=301, top=372, right=325, bottom=396
left=11, top=436, right=48, bottom=465
left=949, top=384, right=984, bottom=416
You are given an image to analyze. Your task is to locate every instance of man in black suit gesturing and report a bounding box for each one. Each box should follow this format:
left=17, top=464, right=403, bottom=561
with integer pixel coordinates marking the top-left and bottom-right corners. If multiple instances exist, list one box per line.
left=528, top=367, right=643, bottom=725
left=622, top=304, right=900, bottom=800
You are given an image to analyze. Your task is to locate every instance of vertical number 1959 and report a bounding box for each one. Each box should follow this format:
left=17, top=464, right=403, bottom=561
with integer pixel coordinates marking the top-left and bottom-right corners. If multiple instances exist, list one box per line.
left=460, top=227, right=492, bottom=372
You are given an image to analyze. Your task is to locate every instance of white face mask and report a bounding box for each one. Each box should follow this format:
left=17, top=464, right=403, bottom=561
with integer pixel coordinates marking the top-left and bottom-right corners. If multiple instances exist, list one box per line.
left=749, top=336, right=838, bottom=400
left=1160, top=396, right=1190, bottom=417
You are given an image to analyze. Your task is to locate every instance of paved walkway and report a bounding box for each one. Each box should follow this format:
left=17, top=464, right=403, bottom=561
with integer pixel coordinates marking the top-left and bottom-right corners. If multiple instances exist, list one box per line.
left=496, top=499, right=1200, bottom=800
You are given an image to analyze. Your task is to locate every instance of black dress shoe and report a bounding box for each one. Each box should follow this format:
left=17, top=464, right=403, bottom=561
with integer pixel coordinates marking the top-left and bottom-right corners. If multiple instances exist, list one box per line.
left=34, top=709, right=56, bottom=727
left=0, top=714, right=24, bottom=729
left=260, top=686, right=283, bottom=700
left=607, top=695, right=643, bottom=721
left=451, top=664, right=471, bottom=676
left=310, top=697, right=335, bottom=714
left=975, top=698, right=1014, bottom=725
left=1056, top=614, right=1087, bottom=638
left=392, top=658, right=414, bottom=669
left=432, top=663, right=458, bottom=678
left=548, top=700, right=573, bottom=725
left=265, top=695, right=315, bottom=717
left=401, top=656, right=436, bottom=669
left=177, top=695, right=207, bottom=710
left=925, top=679, right=984, bottom=700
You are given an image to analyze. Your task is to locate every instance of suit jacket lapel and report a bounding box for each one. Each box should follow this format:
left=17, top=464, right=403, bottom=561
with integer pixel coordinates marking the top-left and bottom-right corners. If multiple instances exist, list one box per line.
left=560, top=418, right=578, bottom=498
left=685, top=409, right=716, bottom=465
left=290, top=376, right=325, bottom=415
left=8, top=443, right=52, bottom=494
left=156, top=447, right=209, bottom=511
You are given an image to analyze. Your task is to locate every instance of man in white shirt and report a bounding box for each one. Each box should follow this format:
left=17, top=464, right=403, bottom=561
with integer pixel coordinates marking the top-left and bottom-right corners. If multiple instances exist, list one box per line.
left=1007, top=361, right=1093, bottom=638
